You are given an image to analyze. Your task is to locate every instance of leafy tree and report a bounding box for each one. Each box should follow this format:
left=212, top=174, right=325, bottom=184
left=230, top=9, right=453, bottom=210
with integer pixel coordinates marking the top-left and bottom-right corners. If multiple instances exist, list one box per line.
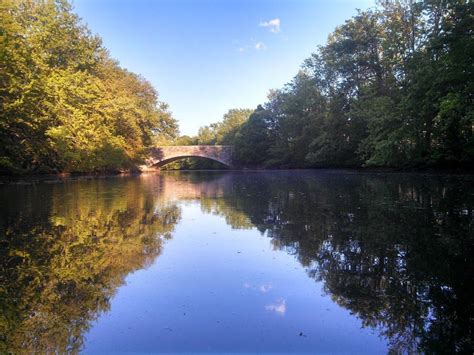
left=0, top=0, right=178, bottom=174
left=229, top=1, right=473, bottom=169
left=197, top=108, right=253, bottom=146
left=174, top=135, right=198, bottom=146
left=233, top=106, right=274, bottom=167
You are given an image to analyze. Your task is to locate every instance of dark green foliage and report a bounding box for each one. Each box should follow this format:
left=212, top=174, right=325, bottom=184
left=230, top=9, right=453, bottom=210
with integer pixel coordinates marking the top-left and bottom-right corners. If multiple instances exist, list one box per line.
left=232, top=1, right=473, bottom=169
left=233, top=105, right=274, bottom=167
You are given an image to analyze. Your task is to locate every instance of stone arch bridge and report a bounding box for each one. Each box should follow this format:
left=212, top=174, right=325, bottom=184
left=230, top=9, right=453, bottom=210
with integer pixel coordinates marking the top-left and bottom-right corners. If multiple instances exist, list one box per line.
left=143, top=145, right=234, bottom=169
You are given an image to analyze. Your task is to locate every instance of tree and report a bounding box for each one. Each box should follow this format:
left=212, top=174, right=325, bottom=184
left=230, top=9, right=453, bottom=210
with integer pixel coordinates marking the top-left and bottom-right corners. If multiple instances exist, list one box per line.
left=230, top=1, right=472, bottom=169
left=0, top=0, right=178, bottom=174
left=196, top=108, right=253, bottom=146
left=233, top=106, right=274, bottom=167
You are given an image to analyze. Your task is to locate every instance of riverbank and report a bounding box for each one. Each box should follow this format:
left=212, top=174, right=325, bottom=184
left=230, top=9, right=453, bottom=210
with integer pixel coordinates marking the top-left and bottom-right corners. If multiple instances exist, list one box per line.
left=0, top=171, right=142, bottom=185
left=2, top=166, right=473, bottom=185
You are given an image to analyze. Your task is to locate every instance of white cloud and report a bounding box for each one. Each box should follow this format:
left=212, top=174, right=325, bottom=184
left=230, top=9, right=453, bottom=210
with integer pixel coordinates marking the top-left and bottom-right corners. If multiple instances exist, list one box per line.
left=259, top=18, right=281, bottom=33
left=255, top=41, right=267, bottom=51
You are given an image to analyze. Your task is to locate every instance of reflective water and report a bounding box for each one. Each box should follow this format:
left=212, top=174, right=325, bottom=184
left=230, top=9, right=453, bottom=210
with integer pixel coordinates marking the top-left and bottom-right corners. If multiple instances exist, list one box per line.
left=1, top=171, right=472, bottom=353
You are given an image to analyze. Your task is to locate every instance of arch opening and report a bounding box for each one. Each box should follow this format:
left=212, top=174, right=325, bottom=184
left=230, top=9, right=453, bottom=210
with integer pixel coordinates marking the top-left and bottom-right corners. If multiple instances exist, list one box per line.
left=151, top=155, right=231, bottom=170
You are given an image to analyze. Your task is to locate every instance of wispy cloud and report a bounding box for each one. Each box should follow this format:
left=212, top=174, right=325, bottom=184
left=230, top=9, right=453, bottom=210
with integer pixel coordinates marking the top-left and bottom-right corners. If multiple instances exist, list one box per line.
left=255, top=41, right=267, bottom=51
left=235, top=39, right=267, bottom=53
left=259, top=18, right=281, bottom=34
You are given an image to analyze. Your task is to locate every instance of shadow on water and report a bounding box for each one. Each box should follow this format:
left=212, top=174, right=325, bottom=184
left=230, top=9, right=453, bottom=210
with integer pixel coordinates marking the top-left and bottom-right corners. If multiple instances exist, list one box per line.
left=0, top=171, right=472, bottom=352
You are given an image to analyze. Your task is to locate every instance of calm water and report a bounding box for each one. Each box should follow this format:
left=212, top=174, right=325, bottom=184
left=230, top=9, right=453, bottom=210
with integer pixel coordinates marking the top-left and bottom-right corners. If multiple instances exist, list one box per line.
left=1, top=171, right=473, bottom=353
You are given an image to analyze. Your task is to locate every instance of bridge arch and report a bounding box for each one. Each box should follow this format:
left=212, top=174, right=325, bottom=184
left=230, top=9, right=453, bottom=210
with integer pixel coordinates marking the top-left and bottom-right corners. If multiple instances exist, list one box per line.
left=150, top=155, right=231, bottom=168
left=144, top=146, right=234, bottom=169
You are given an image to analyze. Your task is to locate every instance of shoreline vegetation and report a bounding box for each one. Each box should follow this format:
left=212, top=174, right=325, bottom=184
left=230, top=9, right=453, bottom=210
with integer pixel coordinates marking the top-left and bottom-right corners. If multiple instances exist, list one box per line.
left=1, top=0, right=178, bottom=175
left=1, top=1, right=472, bottom=175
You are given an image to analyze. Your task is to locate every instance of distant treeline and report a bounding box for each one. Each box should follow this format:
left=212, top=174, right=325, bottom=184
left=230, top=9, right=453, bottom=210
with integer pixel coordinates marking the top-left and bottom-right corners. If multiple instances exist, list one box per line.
left=1, top=0, right=178, bottom=174
left=189, top=1, right=473, bottom=169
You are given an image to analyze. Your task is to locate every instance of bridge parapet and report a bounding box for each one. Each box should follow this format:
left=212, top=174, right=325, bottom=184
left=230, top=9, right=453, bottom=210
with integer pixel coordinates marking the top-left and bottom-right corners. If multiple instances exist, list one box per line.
left=144, top=145, right=234, bottom=169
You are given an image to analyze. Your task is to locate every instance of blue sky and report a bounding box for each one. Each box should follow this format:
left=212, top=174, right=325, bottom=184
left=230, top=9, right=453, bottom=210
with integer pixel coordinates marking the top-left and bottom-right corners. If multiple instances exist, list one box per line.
left=73, top=0, right=375, bottom=136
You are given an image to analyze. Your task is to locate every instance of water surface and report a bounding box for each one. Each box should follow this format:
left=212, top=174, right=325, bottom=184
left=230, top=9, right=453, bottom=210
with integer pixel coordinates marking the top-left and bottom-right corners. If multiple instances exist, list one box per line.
left=1, top=171, right=472, bottom=353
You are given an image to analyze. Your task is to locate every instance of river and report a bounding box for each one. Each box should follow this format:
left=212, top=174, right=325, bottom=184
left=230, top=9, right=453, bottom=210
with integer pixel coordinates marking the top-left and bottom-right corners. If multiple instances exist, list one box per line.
left=1, top=171, right=472, bottom=353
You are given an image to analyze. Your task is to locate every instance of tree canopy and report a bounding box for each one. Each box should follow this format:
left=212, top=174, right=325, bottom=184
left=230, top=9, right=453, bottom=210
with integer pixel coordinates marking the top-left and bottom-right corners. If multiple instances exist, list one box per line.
left=0, top=0, right=178, bottom=174
left=230, top=0, right=473, bottom=169
left=196, top=108, right=254, bottom=145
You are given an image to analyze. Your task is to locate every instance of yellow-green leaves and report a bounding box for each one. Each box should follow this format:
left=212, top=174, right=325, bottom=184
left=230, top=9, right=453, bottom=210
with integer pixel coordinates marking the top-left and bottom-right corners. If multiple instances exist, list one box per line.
left=0, top=0, right=178, bottom=174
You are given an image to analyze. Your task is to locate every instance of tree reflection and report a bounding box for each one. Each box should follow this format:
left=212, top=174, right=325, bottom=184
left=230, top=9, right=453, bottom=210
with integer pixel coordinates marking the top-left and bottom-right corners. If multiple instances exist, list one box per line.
left=0, top=172, right=472, bottom=353
left=0, top=178, right=181, bottom=353
left=212, top=172, right=473, bottom=353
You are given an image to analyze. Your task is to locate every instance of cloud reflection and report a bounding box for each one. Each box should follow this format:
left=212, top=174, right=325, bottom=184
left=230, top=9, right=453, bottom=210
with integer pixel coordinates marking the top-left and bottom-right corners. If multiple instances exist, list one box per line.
left=243, top=282, right=273, bottom=293
left=265, top=298, right=286, bottom=315
left=259, top=283, right=272, bottom=293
